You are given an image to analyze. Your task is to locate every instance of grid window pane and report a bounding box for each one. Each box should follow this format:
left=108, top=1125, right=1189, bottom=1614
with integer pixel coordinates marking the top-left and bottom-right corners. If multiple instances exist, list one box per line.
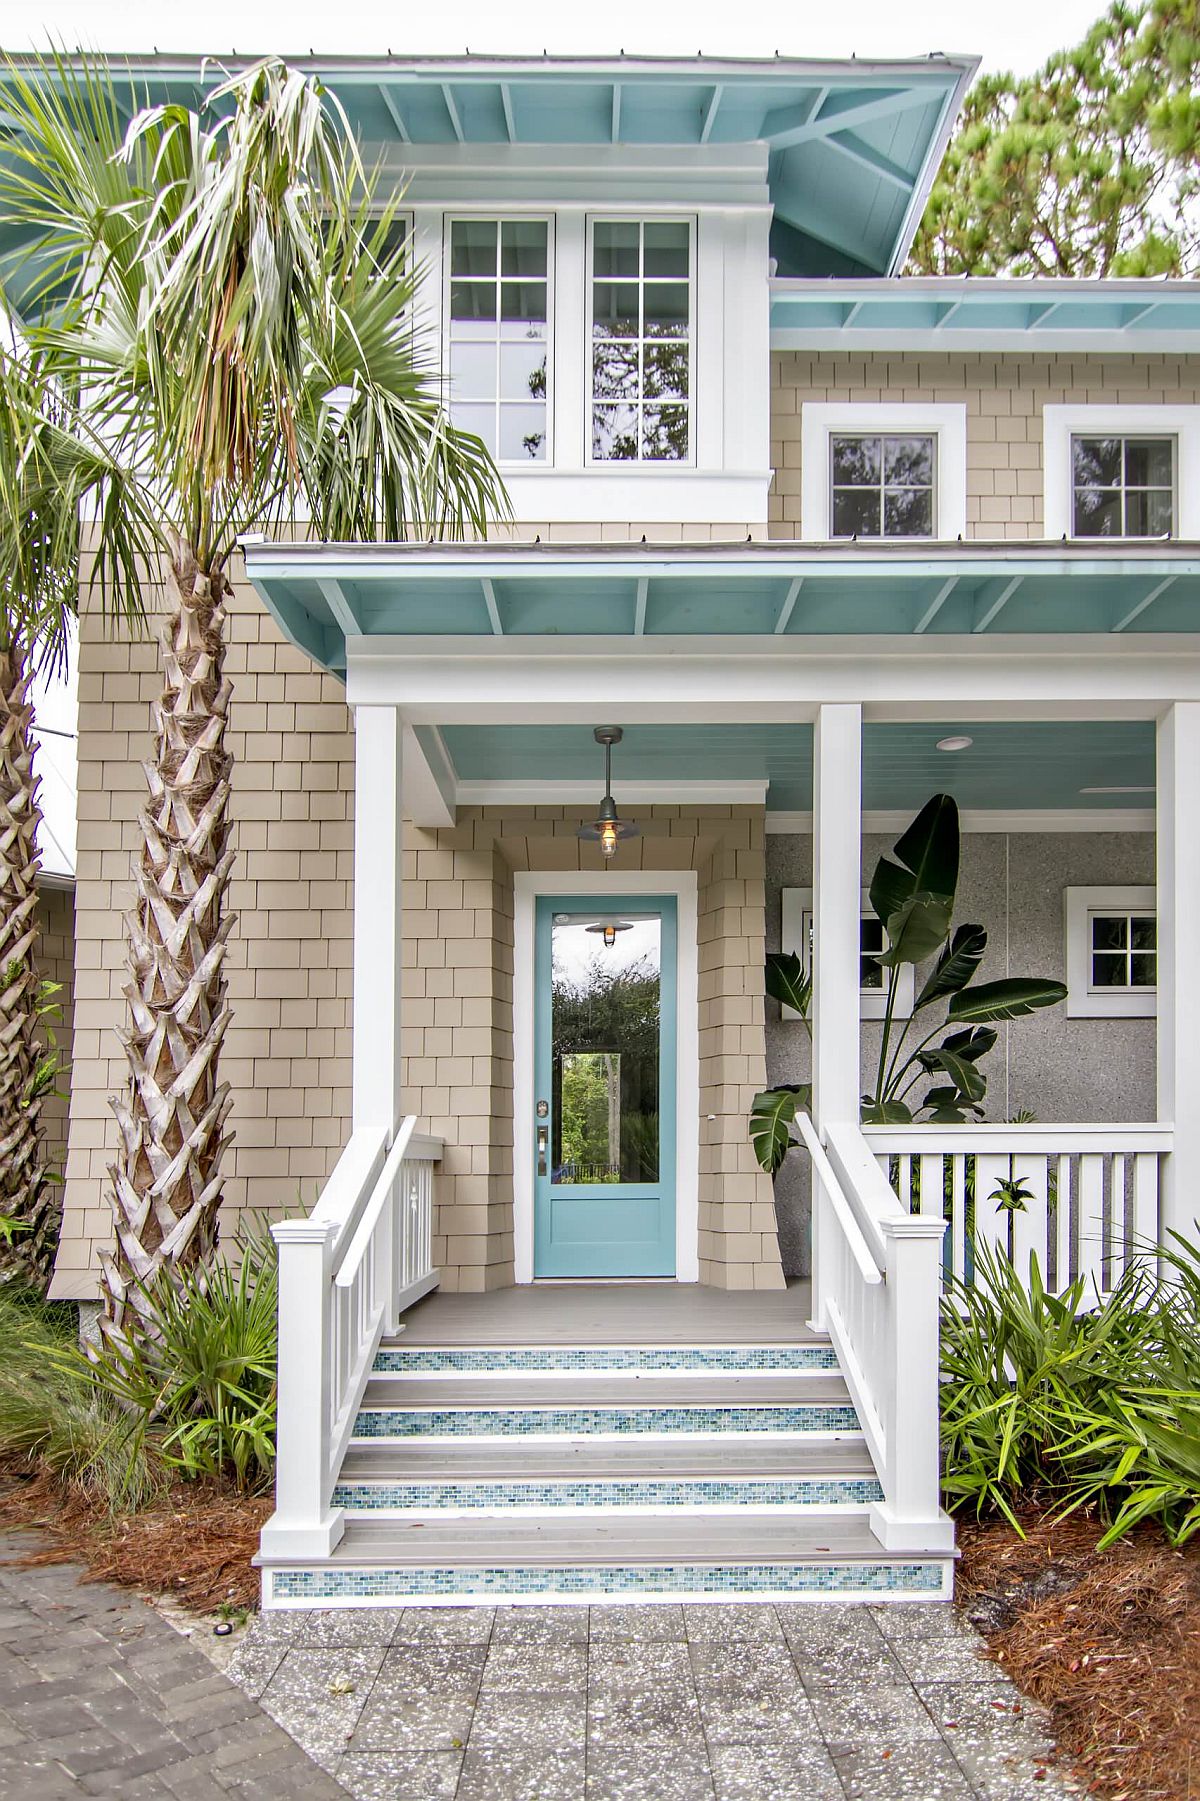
left=1072, top=435, right=1175, bottom=538
left=1089, top=913, right=1157, bottom=989
left=829, top=434, right=935, bottom=538
left=448, top=219, right=550, bottom=462
left=860, top=917, right=885, bottom=989
left=591, top=219, right=691, bottom=463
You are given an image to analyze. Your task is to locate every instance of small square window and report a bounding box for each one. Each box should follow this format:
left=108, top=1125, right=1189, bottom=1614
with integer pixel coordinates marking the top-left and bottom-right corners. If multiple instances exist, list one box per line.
left=1071, top=435, right=1175, bottom=539
left=830, top=434, right=937, bottom=539
left=782, top=890, right=913, bottom=1020
left=1065, top=887, right=1157, bottom=1017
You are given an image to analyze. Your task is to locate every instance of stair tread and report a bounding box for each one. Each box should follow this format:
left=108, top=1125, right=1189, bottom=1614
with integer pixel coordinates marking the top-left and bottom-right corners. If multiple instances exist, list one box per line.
left=338, top=1440, right=877, bottom=1481
left=263, top=1514, right=944, bottom=1569
left=360, top=1374, right=852, bottom=1409
left=384, top=1287, right=823, bottom=1348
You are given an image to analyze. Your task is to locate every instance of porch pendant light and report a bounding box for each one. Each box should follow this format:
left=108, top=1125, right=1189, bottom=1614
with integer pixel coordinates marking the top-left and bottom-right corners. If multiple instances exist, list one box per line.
left=578, top=726, right=640, bottom=861
left=586, top=920, right=634, bottom=949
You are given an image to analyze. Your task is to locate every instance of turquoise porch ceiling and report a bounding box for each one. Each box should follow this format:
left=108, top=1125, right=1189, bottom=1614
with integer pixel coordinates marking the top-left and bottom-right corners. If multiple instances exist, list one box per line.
left=440, top=721, right=1157, bottom=814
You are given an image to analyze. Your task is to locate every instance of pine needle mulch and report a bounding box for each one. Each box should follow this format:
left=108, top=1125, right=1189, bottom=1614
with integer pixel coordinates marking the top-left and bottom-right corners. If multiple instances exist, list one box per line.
left=957, top=1511, right=1200, bottom=1800
left=0, top=1462, right=268, bottom=1612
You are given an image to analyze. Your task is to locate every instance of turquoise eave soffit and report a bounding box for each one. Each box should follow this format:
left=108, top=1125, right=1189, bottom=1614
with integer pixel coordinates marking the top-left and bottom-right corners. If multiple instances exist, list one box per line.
left=0, top=53, right=975, bottom=288
left=240, top=544, right=1200, bottom=676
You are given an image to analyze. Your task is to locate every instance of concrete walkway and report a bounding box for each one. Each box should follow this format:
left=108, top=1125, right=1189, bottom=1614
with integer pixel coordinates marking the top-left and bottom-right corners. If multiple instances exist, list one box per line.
left=0, top=1531, right=342, bottom=1800
left=232, top=1599, right=1076, bottom=1801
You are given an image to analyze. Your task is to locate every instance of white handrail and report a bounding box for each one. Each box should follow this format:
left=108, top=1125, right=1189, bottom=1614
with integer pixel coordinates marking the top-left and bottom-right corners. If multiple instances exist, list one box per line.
left=863, top=1123, right=1173, bottom=1154
left=261, top=1115, right=442, bottom=1561
left=793, top=1111, right=882, bottom=1286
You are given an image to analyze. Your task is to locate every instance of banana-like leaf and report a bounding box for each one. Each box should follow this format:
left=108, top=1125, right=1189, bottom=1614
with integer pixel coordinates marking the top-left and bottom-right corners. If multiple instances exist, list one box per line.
left=938, top=1025, right=998, bottom=1064
left=765, top=950, right=811, bottom=1019
left=878, top=892, right=953, bottom=968
left=913, top=923, right=988, bottom=1010
left=947, top=977, right=1068, bottom=1023
left=923, top=1046, right=986, bottom=1103
left=860, top=1098, right=914, bottom=1125
left=749, top=1085, right=807, bottom=1174
left=868, top=856, right=913, bottom=926
left=892, top=792, right=959, bottom=900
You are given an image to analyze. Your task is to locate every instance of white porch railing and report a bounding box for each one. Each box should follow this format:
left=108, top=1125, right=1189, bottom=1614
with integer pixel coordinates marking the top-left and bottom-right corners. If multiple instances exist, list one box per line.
left=800, top=1113, right=953, bottom=1554
left=261, top=1117, right=442, bottom=1558
left=861, top=1124, right=1173, bottom=1295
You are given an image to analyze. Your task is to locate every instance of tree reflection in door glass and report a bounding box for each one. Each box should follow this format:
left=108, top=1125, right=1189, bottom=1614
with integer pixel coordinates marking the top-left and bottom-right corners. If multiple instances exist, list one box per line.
left=551, top=915, right=660, bottom=1184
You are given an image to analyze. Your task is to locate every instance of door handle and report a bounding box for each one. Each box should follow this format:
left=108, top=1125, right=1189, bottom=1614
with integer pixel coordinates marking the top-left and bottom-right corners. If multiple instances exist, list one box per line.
left=537, top=1122, right=548, bottom=1177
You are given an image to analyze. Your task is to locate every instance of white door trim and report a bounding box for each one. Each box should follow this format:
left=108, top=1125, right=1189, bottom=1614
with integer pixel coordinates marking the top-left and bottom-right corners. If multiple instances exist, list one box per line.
left=512, top=869, right=701, bottom=1286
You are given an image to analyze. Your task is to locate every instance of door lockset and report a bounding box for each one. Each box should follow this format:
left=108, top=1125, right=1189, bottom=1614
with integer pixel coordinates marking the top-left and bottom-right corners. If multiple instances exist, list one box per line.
left=536, top=1107, right=549, bottom=1177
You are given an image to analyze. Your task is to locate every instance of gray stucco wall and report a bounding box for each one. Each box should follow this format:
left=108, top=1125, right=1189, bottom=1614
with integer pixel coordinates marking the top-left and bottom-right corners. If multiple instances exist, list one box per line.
left=765, top=831, right=1157, bottom=1279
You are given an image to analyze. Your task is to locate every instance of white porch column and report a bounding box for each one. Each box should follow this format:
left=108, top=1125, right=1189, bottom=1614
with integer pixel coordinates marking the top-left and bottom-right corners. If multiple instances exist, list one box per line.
left=353, top=705, right=405, bottom=1134
left=1157, top=702, right=1200, bottom=1240
left=810, top=703, right=863, bottom=1326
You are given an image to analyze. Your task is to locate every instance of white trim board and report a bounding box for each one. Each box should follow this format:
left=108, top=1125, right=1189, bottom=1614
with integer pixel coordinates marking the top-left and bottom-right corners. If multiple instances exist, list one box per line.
left=1044, top=405, right=1200, bottom=540
left=799, top=402, right=968, bottom=543
left=512, top=869, right=701, bottom=1287
left=765, top=809, right=1156, bottom=835
left=457, top=780, right=768, bottom=807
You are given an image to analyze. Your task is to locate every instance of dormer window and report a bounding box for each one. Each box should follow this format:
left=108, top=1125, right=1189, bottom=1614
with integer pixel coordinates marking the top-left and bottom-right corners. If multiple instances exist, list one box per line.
left=589, top=218, right=692, bottom=464
left=447, top=217, right=551, bottom=464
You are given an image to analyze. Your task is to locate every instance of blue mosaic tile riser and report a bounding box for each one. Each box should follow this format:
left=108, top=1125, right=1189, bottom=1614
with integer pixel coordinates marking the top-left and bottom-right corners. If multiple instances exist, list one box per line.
left=353, top=1404, right=862, bottom=1439
left=331, top=1476, right=884, bottom=1510
left=270, top=1560, right=945, bottom=1601
left=373, top=1346, right=838, bottom=1375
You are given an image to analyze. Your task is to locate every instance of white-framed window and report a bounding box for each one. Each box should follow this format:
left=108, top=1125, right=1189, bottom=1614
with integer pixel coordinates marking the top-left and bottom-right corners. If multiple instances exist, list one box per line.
left=1044, top=406, right=1200, bottom=540
left=446, top=216, right=552, bottom=465
left=588, top=216, right=694, bottom=466
left=781, top=888, right=914, bottom=1021
left=799, top=404, right=967, bottom=542
left=1064, top=885, right=1157, bottom=1018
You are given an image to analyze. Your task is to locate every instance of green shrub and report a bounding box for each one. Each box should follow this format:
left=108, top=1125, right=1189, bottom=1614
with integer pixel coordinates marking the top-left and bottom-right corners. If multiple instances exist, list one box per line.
left=88, top=1221, right=278, bottom=1493
left=940, top=1237, right=1200, bottom=1547
left=0, top=1284, right=163, bottom=1511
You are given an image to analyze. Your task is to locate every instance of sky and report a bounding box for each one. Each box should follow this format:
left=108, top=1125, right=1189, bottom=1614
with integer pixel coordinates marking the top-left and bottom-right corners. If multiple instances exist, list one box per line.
left=3, top=0, right=1105, bottom=78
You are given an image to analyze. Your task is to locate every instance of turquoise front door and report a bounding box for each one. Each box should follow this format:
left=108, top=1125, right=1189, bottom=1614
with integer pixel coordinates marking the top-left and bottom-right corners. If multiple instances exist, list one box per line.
left=533, top=895, right=677, bottom=1278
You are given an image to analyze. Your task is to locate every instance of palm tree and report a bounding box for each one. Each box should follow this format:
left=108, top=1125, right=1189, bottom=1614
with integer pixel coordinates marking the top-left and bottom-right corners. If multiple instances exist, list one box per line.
left=0, top=55, right=506, bottom=1340
left=0, top=342, right=154, bottom=1287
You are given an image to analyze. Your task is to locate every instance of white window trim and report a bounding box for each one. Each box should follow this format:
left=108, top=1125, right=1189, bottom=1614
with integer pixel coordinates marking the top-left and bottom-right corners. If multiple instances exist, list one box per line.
left=1044, top=405, right=1200, bottom=540
left=443, top=212, right=555, bottom=470
left=781, top=887, right=914, bottom=1022
left=799, top=403, right=967, bottom=543
left=585, top=212, right=697, bottom=471
left=1064, top=885, right=1157, bottom=1019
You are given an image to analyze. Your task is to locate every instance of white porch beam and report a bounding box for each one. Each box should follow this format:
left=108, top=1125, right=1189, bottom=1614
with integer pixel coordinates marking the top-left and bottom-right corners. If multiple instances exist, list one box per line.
left=352, top=707, right=405, bottom=1134
left=346, top=637, right=1200, bottom=722
left=402, top=723, right=457, bottom=827
left=810, top=704, right=863, bottom=1330
left=317, top=577, right=362, bottom=639
left=1156, top=702, right=1200, bottom=1240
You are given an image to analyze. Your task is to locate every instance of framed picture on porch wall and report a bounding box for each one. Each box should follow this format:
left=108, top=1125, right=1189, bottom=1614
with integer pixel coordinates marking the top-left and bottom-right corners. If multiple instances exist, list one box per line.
left=780, top=888, right=915, bottom=1021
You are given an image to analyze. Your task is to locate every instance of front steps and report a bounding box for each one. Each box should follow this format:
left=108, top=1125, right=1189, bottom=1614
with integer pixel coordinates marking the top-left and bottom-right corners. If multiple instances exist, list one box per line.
left=259, top=1328, right=955, bottom=1607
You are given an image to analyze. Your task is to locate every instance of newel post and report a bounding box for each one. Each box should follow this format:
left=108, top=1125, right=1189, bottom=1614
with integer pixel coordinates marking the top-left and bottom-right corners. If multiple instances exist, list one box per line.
left=260, top=1218, right=345, bottom=1559
left=869, top=1214, right=954, bottom=1554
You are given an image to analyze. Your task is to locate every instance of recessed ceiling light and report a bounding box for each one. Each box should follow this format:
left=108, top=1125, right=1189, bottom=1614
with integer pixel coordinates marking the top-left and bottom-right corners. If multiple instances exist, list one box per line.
left=936, top=735, right=973, bottom=753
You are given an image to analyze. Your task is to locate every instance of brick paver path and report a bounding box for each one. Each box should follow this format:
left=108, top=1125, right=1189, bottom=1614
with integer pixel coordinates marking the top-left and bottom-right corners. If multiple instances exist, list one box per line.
left=0, top=1531, right=344, bottom=1799
left=232, top=1598, right=1077, bottom=1800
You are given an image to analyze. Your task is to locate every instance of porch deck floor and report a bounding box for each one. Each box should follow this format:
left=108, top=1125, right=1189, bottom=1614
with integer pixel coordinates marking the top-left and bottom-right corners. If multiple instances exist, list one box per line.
left=392, top=1281, right=817, bottom=1346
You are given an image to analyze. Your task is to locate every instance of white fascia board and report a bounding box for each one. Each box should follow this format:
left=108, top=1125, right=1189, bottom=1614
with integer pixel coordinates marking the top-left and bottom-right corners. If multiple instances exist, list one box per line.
left=346, top=633, right=1200, bottom=723
left=380, top=143, right=771, bottom=209
left=456, top=779, right=768, bottom=806
left=766, top=809, right=1156, bottom=835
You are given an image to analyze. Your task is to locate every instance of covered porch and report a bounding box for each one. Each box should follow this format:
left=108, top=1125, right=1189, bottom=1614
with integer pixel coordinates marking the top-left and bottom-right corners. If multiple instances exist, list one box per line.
left=245, top=538, right=1200, bottom=1585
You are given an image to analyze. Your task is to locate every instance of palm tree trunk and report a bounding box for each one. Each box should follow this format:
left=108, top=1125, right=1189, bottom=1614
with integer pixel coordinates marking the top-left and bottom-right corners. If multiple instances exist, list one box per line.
left=102, top=548, right=237, bottom=1341
left=0, top=635, right=60, bottom=1287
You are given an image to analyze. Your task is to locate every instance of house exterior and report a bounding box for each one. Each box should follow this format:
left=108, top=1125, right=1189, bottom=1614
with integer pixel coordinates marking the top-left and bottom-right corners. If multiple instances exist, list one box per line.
left=44, top=51, right=1200, bottom=1606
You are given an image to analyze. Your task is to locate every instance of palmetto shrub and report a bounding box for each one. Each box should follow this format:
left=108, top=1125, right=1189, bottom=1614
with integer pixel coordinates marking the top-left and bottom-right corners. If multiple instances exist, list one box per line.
left=941, top=1236, right=1200, bottom=1547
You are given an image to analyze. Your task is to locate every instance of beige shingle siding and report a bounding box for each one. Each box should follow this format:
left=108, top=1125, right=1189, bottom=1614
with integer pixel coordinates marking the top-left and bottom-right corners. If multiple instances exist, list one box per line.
left=51, top=573, right=356, bottom=1298
left=769, top=352, right=1200, bottom=539
left=36, top=882, right=75, bottom=1187
left=405, top=804, right=784, bottom=1293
